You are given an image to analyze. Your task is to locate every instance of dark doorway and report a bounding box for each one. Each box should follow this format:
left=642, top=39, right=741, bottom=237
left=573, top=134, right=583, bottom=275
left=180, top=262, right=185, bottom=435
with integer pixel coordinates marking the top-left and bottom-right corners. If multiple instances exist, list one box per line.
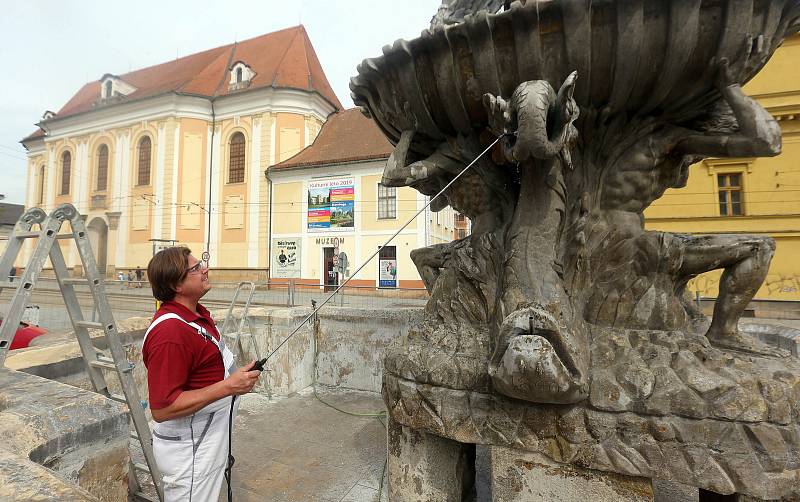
left=87, top=217, right=108, bottom=277
left=323, top=247, right=338, bottom=292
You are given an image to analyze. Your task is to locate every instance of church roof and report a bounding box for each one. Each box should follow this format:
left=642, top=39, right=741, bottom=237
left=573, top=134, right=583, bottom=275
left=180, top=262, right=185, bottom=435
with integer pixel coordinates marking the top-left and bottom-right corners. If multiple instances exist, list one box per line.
left=274, top=108, right=393, bottom=169
left=23, top=25, right=340, bottom=143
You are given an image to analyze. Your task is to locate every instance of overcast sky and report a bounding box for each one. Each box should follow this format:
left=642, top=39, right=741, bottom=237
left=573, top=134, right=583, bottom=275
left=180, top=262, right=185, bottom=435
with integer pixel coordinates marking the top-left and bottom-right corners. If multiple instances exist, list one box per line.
left=0, top=0, right=440, bottom=205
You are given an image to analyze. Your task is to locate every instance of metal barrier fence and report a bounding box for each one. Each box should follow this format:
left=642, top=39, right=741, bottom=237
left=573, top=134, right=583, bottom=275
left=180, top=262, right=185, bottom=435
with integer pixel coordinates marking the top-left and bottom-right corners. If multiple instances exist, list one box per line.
left=0, top=276, right=430, bottom=336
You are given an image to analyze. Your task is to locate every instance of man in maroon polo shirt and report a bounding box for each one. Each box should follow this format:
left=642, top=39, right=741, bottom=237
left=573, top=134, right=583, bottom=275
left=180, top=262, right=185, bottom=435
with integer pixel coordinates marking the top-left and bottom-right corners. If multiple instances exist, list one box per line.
left=143, top=247, right=261, bottom=501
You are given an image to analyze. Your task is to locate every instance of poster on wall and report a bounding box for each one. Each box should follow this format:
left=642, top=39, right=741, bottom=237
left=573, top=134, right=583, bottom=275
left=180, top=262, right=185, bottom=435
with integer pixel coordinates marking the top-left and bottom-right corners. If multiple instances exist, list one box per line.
left=271, top=238, right=302, bottom=278
left=379, top=259, right=397, bottom=288
left=379, top=245, right=398, bottom=288
left=307, top=177, right=355, bottom=231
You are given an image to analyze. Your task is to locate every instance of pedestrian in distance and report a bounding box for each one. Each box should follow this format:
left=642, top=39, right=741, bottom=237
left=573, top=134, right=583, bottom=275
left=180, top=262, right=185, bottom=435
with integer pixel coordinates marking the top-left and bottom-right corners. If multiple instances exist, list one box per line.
left=143, top=247, right=262, bottom=501
left=135, top=266, right=144, bottom=288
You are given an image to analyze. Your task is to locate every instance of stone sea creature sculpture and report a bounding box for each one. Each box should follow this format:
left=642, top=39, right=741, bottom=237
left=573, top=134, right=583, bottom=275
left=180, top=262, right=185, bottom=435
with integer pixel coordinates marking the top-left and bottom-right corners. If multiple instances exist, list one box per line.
left=351, top=0, right=800, bottom=499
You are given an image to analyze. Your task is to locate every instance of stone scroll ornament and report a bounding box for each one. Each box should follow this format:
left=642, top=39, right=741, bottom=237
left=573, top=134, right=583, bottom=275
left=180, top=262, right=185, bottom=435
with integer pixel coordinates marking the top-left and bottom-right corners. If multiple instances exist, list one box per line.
left=351, top=0, right=800, bottom=499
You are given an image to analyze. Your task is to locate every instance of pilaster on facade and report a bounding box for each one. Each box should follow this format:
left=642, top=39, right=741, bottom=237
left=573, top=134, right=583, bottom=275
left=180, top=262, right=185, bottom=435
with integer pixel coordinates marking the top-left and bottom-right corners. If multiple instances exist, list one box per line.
left=206, top=124, right=222, bottom=266
left=115, top=132, right=131, bottom=268
left=247, top=117, right=262, bottom=268
left=169, top=122, right=181, bottom=242
left=153, top=123, right=166, bottom=242
left=259, top=112, right=275, bottom=269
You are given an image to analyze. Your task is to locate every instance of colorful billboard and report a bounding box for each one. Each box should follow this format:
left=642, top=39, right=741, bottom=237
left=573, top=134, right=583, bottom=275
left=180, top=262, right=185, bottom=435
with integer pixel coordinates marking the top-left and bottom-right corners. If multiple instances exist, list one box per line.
left=307, top=178, right=355, bottom=231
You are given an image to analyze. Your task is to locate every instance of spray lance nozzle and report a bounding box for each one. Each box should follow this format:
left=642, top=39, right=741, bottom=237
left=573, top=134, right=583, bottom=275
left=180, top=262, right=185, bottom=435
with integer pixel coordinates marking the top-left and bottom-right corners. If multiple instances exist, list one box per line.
left=252, top=358, right=267, bottom=372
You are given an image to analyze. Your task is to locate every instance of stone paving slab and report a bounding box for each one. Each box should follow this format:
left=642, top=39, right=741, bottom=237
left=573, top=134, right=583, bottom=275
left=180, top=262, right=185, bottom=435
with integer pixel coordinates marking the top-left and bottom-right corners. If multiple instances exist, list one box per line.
left=221, top=387, right=388, bottom=502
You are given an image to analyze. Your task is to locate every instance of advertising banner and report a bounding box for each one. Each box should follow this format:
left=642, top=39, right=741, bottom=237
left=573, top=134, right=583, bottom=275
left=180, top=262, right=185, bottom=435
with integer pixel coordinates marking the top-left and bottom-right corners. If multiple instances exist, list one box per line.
left=307, top=178, right=355, bottom=232
left=271, top=238, right=302, bottom=278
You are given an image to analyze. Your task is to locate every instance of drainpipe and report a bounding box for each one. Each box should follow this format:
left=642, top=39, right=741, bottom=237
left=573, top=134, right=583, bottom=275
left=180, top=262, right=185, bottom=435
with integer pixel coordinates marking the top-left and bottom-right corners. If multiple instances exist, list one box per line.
left=207, top=99, right=216, bottom=257
left=265, top=165, right=273, bottom=285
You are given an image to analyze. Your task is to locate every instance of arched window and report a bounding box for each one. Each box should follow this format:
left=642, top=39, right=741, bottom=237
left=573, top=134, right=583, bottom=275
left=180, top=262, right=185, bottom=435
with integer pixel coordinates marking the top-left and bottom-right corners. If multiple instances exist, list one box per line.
left=38, top=165, right=45, bottom=205
left=137, top=136, right=151, bottom=185
left=228, top=132, right=246, bottom=183
left=236, top=67, right=243, bottom=84
left=105, top=80, right=113, bottom=98
left=96, top=144, right=108, bottom=191
left=60, top=151, right=71, bottom=195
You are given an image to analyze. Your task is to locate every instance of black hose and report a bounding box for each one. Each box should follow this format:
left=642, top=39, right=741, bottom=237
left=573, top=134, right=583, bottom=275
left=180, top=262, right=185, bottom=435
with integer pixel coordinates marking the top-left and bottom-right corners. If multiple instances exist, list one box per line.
left=225, top=396, right=236, bottom=501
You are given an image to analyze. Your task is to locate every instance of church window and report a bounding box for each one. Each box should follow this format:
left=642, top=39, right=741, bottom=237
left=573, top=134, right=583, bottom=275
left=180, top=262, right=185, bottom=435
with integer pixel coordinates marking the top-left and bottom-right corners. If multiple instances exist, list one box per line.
left=38, top=165, right=45, bottom=204
left=60, top=152, right=71, bottom=195
left=96, top=144, right=108, bottom=191
left=137, top=136, right=151, bottom=185
left=228, top=132, right=246, bottom=183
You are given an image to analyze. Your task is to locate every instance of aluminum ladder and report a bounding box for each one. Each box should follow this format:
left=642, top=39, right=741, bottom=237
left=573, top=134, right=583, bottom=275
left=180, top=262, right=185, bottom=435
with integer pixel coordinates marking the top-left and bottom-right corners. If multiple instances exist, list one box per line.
left=0, top=204, right=163, bottom=502
left=219, top=281, right=262, bottom=362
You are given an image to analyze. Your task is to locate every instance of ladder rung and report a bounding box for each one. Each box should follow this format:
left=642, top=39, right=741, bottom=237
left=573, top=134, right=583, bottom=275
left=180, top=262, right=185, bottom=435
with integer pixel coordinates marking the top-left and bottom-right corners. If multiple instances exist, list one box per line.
left=61, top=278, right=89, bottom=285
left=90, top=357, right=134, bottom=373
left=89, top=359, right=117, bottom=371
left=133, top=462, right=151, bottom=472
left=132, top=490, right=158, bottom=502
left=13, top=231, right=75, bottom=240
left=14, top=231, right=41, bottom=239
left=108, top=393, right=127, bottom=404
left=76, top=320, right=103, bottom=329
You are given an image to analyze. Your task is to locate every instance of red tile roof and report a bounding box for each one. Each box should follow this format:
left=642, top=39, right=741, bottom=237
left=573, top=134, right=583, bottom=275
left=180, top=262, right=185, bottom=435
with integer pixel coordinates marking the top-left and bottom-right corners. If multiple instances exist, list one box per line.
left=274, top=109, right=393, bottom=169
left=46, top=26, right=341, bottom=123
left=21, top=128, right=46, bottom=144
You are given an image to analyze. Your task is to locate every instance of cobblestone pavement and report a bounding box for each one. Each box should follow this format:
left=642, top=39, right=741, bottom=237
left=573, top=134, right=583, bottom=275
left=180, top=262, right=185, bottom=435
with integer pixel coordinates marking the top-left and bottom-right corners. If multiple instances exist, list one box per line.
left=1, top=278, right=427, bottom=334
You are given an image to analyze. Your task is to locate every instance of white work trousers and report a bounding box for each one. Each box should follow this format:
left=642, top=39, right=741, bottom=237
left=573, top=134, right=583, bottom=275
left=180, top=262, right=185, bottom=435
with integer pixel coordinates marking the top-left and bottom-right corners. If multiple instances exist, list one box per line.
left=152, top=396, right=238, bottom=501
left=145, top=313, right=239, bottom=501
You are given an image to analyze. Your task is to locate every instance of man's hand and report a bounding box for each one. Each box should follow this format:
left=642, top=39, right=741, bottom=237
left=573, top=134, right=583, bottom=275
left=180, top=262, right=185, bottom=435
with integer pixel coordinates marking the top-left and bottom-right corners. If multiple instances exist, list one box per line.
left=225, top=360, right=262, bottom=396
left=150, top=361, right=263, bottom=422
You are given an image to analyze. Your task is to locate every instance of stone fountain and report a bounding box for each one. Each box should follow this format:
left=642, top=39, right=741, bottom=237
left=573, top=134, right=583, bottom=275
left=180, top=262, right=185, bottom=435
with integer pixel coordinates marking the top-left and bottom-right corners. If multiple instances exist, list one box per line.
left=351, top=1, right=800, bottom=500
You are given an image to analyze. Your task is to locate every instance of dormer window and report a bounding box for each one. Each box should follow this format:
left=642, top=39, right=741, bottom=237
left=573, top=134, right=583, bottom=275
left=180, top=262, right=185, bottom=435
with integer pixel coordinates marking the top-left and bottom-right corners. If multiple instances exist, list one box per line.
left=98, top=74, right=137, bottom=104
left=229, top=61, right=255, bottom=91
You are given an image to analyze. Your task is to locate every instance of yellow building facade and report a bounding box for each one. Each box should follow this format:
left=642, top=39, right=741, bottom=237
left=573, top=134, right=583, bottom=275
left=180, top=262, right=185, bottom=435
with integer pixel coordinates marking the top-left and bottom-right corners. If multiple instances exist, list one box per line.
left=645, top=34, right=800, bottom=302
left=269, top=108, right=462, bottom=289
left=21, top=27, right=338, bottom=277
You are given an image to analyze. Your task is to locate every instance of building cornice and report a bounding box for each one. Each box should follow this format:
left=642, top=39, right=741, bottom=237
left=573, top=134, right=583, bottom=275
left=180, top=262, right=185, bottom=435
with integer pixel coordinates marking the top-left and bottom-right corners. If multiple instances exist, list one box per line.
left=21, top=138, right=46, bottom=154
left=271, top=156, right=390, bottom=173
left=269, top=158, right=389, bottom=183
left=35, top=87, right=336, bottom=147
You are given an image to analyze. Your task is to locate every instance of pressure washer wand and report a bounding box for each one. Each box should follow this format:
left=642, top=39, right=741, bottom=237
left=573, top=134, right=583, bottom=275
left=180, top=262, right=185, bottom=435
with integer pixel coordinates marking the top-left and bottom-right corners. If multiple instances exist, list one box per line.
left=251, top=133, right=512, bottom=373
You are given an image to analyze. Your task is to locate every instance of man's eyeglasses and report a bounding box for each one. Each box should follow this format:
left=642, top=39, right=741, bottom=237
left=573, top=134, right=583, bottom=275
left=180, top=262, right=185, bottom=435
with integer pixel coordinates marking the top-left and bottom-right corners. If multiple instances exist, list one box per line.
left=186, top=261, right=208, bottom=275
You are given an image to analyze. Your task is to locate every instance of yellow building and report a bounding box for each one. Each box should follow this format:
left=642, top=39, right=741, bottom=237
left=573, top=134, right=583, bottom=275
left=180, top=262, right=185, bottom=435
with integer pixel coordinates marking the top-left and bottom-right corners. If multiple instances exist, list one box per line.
left=645, top=34, right=800, bottom=303
left=20, top=26, right=340, bottom=277
left=270, top=108, right=463, bottom=289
